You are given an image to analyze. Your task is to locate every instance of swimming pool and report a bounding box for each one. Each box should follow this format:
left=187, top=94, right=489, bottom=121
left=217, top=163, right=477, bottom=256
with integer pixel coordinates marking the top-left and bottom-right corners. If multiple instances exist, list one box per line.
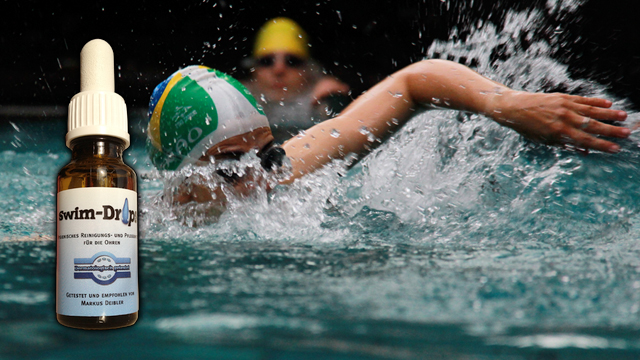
left=2, top=5, right=640, bottom=360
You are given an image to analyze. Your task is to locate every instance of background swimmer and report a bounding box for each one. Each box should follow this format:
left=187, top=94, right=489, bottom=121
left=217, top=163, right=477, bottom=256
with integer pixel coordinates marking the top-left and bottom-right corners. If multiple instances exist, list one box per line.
left=242, top=17, right=351, bottom=143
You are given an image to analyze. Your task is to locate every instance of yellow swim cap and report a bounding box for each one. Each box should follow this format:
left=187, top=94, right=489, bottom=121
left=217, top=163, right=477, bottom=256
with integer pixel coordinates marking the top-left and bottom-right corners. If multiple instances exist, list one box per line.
left=253, top=17, right=309, bottom=59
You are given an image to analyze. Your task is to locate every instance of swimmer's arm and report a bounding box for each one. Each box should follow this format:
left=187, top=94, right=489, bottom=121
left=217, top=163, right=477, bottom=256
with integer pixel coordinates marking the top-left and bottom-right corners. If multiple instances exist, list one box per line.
left=282, top=59, right=628, bottom=182
left=403, top=60, right=628, bottom=151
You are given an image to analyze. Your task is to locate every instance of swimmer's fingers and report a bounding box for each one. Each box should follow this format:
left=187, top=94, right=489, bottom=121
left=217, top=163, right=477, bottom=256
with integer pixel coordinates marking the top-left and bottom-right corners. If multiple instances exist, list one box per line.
left=557, top=95, right=630, bottom=151
left=563, top=125, right=623, bottom=153
left=569, top=95, right=614, bottom=109
left=565, top=95, right=628, bottom=124
left=516, top=93, right=629, bottom=153
left=487, top=91, right=627, bottom=153
left=578, top=116, right=631, bottom=139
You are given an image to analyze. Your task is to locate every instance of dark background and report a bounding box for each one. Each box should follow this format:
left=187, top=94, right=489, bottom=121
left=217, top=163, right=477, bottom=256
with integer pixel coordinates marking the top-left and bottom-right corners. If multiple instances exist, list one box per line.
left=1, top=0, right=638, bottom=120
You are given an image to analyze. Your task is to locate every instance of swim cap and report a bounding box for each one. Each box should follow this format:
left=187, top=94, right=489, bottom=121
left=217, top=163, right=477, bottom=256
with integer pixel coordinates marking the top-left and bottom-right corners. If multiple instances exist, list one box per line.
left=253, top=17, right=309, bottom=59
left=147, top=65, right=269, bottom=171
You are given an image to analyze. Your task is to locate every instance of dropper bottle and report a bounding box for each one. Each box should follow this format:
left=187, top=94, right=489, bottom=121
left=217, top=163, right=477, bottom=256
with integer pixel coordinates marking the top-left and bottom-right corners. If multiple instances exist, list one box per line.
left=56, top=39, right=138, bottom=329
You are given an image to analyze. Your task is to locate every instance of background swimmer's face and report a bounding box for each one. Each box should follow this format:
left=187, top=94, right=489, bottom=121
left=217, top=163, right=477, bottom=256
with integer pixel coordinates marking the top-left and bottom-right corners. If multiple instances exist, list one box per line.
left=253, top=51, right=310, bottom=100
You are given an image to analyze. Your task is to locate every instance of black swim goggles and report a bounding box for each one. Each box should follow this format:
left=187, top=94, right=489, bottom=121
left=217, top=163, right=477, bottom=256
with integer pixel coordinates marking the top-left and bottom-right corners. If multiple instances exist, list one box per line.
left=256, top=54, right=306, bottom=68
left=214, top=142, right=287, bottom=183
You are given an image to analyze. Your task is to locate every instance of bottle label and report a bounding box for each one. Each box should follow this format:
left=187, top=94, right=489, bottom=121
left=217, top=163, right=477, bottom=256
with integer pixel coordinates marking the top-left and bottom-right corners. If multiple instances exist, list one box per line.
left=57, top=187, right=138, bottom=317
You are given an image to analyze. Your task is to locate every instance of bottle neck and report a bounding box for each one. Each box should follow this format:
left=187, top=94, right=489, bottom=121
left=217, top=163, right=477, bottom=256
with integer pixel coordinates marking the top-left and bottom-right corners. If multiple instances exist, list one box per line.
left=70, top=136, right=126, bottom=160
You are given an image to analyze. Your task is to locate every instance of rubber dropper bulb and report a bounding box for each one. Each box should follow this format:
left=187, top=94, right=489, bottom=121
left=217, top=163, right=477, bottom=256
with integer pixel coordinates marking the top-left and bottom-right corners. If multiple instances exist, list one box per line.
left=66, top=39, right=130, bottom=149
left=80, top=39, right=115, bottom=93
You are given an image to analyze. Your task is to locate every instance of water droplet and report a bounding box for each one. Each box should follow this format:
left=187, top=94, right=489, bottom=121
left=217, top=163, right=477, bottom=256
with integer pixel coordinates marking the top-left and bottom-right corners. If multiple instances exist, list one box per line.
left=121, top=199, right=130, bottom=225
left=330, top=129, right=341, bottom=138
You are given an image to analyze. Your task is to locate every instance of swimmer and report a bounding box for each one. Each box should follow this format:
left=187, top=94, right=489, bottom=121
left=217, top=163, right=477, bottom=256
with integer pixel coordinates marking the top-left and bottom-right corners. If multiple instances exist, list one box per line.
left=242, top=17, right=350, bottom=143
left=147, top=60, right=628, bottom=215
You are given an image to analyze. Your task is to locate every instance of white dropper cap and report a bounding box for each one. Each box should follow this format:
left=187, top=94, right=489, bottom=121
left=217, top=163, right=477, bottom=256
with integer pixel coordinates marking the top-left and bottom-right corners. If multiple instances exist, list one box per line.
left=66, top=39, right=130, bottom=149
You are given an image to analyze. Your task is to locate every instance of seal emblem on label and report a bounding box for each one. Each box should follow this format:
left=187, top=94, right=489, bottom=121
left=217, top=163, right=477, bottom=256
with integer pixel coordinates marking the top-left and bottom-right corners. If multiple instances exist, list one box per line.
left=73, top=252, right=131, bottom=285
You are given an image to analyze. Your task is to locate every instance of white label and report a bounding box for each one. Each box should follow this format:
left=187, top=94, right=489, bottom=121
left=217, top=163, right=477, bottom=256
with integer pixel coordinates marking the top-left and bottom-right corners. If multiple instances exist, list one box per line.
left=57, top=187, right=138, bottom=317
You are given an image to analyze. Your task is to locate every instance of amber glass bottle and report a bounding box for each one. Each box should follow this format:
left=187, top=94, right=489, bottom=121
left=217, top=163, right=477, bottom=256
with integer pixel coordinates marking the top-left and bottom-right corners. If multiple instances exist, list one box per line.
left=57, top=136, right=138, bottom=329
left=56, top=39, right=138, bottom=329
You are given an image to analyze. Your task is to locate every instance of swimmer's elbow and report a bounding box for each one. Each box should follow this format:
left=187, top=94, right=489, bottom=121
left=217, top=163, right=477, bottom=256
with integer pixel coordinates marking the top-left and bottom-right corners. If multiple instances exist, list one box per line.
left=402, top=59, right=464, bottom=76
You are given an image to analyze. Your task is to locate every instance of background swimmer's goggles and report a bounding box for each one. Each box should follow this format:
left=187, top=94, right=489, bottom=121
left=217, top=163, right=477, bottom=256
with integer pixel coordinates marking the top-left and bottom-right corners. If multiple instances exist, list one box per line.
left=256, top=54, right=306, bottom=68
left=215, top=142, right=287, bottom=183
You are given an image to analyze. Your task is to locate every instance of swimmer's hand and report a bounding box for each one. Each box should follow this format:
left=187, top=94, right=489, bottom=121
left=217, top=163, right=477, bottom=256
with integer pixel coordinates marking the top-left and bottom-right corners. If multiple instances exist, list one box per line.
left=171, top=174, right=219, bottom=204
left=166, top=179, right=227, bottom=224
left=489, top=91, right=629, bottom=153
left=173, top=182, right=214, bottom=204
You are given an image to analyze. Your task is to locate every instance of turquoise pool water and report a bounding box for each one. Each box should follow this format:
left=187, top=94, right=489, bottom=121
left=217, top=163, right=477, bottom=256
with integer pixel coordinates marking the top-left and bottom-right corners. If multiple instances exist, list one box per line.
left=2, top=4, right=640, bottom=360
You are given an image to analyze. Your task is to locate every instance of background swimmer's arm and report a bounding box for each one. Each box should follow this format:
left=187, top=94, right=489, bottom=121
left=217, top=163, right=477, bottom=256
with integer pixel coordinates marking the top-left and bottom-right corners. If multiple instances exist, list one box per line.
left=281, top=59, right=628, bottom=183
left=310, top=77, right=350, bottom=105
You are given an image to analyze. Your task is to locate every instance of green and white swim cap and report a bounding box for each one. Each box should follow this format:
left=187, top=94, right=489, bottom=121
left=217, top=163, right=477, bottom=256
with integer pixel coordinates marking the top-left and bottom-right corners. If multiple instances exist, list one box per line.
left=147, top=65, right=269, bottom=171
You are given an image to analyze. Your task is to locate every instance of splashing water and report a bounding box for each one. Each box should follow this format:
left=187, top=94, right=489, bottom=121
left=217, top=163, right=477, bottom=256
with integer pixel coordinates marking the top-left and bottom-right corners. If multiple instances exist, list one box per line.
left=138, top=3, right=640, bottom=249
left=137, top=0, right=640, bottom=333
